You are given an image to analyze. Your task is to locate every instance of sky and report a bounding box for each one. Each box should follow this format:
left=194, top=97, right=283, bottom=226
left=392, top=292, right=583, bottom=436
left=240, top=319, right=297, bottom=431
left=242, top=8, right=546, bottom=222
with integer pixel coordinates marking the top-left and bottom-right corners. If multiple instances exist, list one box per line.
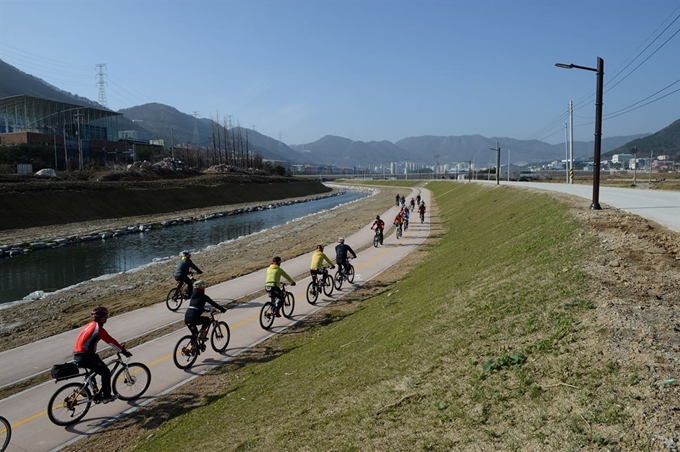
left=0, top=0, right=678, bottom=147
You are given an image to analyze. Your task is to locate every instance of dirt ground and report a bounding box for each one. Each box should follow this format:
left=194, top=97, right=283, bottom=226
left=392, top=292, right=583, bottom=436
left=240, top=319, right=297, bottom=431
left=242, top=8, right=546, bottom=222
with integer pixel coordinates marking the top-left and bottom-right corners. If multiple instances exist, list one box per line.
left=1, top=181, right=680, bottom=450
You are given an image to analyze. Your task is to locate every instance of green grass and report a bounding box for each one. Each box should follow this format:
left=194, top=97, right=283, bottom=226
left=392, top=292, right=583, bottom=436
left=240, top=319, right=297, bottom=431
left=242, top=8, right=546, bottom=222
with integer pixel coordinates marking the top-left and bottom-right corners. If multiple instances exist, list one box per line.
left=133, top=181, right=644, bottom=451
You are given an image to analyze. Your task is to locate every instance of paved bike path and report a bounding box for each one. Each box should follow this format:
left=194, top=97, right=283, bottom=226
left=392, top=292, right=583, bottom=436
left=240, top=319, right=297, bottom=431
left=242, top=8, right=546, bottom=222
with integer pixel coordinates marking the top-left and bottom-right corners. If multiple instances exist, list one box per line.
left=0, top=187, right=431, bottom=452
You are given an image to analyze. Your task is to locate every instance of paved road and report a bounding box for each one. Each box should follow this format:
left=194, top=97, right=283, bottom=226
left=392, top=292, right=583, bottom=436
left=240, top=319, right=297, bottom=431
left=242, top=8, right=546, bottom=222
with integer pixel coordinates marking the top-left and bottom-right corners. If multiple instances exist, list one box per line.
left=475, top=180, right=680, bottom=233
left=0, top=187, right=430, bottom=452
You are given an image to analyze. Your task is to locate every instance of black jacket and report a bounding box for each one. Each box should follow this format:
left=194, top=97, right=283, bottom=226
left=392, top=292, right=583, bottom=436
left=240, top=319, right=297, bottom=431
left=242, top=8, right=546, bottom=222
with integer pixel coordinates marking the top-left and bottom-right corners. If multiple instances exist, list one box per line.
left=184, top=291, right=225, bottom=322
left=335, top=243, right=357, bottom=262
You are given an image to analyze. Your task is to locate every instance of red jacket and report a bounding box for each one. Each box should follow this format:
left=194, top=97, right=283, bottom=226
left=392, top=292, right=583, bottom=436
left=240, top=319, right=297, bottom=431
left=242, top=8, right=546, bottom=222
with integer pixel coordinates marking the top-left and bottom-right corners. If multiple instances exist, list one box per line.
left=74, top=320, right=125, bottom=354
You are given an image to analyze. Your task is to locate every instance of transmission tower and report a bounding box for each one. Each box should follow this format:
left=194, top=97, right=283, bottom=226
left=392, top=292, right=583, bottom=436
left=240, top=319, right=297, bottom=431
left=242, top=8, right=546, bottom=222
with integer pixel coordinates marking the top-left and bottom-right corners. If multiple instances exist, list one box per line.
left=192, top=111, right=200, bottom=148
left=95, top=64, right=108, bottom=107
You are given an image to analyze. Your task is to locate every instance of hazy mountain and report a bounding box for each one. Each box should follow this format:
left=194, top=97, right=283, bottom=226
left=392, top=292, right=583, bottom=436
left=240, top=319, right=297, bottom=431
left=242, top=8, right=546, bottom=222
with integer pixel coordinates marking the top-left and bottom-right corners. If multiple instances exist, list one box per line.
left=118, top=103, right=308, bottom=162
left=290, top=136, right=410, bottom=167
left=607, top=119, right=680, bottom=158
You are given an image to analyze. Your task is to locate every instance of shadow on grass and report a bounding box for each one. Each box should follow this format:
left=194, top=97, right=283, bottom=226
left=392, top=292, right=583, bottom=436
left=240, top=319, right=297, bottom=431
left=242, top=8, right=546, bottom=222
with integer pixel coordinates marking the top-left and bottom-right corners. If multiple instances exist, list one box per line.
left=77, top=277, right=399, bottom=439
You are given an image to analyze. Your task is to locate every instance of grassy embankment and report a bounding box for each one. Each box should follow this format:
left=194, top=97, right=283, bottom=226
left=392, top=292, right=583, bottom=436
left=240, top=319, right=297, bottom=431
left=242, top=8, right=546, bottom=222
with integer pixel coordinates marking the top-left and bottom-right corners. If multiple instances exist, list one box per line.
left=131, top=181, right=640, bottom=451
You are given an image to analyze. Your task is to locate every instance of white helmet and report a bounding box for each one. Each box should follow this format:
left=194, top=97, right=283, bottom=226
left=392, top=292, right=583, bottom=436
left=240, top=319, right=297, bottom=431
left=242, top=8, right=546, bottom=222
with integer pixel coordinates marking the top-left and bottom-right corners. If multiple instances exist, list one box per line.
left=338, top=237, right=345, bottom=243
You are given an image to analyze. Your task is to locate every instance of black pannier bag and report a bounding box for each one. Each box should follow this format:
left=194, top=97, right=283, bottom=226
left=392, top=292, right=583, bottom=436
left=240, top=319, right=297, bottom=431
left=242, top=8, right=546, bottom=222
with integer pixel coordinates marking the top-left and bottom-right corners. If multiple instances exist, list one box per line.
left=51, top=362, right=80, bottom=381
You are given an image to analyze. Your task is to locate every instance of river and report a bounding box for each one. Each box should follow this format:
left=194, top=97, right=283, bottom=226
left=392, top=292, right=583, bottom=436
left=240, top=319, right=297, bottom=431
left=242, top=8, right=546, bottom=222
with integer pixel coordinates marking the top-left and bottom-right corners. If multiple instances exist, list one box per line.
left=0, top=190, right=367, bottom=305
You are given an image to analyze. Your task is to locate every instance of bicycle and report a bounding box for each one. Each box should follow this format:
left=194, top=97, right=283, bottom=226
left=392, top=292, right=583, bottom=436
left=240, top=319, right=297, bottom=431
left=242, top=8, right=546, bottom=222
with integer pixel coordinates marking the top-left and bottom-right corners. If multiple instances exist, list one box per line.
left=166, top=272, right=196, bottom=311
left=373, top=228, right=383, bottom=247
left=419, top=210, right=425, bottom=224
left=334, top=259, right=355, bottom=290
left=395, top=223, right=403, bottom=239
left=173, top=309, right=231, bottom=369
left=306, top=266, right=334, bottom=304
left=47, top=352, right=151, bottom=426
left=260, top=282, right=295, bottom=329
left=0, top=415, right=10, bottom=452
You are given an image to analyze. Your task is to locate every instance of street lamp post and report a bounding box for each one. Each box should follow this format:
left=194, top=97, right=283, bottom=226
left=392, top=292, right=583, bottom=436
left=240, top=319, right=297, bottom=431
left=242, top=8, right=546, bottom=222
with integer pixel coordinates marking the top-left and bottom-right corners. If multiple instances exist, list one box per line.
left=555, top=57, right=604, bottom=210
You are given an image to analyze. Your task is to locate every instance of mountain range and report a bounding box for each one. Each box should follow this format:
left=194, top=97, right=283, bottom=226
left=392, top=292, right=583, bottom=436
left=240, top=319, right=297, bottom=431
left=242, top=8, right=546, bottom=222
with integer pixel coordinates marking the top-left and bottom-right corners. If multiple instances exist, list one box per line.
left=1, top=58, right=677, bottom=167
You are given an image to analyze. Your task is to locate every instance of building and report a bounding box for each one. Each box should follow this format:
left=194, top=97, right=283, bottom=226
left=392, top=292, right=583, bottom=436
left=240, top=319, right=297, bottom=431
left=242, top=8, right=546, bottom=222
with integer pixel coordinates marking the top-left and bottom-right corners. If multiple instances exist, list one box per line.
left=499, top=164, right=523, bottom=181
left=0, top=94, right=132, bottom=170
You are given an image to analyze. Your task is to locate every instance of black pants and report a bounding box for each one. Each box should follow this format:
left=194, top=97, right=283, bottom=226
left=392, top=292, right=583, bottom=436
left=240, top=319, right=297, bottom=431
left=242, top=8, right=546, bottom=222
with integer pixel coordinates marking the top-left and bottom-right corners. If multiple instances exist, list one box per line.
left=74, top=353, right=112, bottom=397
left=337, top=259, right=351, bottom=273
left=185, top=313, right=210, bottom=336
left=175, top=275, right=193, bottom=297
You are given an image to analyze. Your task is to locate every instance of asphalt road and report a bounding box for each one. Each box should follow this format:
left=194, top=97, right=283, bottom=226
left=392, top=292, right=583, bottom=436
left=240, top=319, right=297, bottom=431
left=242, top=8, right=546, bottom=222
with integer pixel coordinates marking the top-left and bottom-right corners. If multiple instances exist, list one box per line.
left=0, top=187, right=431, bottom=452
left=475, top=180, right=680, bottom=233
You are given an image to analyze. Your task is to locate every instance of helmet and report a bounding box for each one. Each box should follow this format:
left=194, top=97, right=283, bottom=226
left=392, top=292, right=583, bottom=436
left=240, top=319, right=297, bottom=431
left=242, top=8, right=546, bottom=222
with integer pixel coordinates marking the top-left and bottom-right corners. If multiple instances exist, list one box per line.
left=92, top=306, right=109, bottom=320
left=338, top=237, right=344, bottom=243
left=317, top=244, right=324, bottom=252
left=194, top=280, right=207, bottom=290
left=273, top=256, right=282, bottom=264
left=180, top=250, right=191, bottom=258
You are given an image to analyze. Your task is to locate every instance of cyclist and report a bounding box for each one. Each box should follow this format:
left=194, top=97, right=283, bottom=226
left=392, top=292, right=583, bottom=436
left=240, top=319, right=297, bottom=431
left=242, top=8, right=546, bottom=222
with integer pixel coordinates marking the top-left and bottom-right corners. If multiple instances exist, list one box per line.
left=400, top=195, right=406, bottom=208
left=335, top=237, right=357, bottom=276
left=410, top=197, right=416, bottom=211
left=416, top=194, right=421, bottom=205
left=310, top=244, right=334, bottom=283
left=393, top=211, right=404, bottom=236
left=371, top=215, right=385, bottom=245
left=418, top=202, right=426, bottom=223
left=184, top=280, right=225, bottom=344
left=265, top=256, right=296, bottom=317
left=402, top=207, right=410, bottom=230
left=174, top=250, right=203, bottom=298
left=395, top=194, right=400, bottom=207
left=73, top=306, right=132, bottom=404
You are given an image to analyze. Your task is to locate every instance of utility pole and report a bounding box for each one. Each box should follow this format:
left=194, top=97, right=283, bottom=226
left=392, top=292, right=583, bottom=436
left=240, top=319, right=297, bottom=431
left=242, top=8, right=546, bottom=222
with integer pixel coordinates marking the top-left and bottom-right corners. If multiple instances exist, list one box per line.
left=505, top=148, right=509, bottom=182
left=53, top=133, right=58, bottom=170
left=649, top=150, right=653, bottom=185
left=565, top=123, right=569, bottom=183
left=489, top=142, right=500, bottom=185
left=74, top=111, right=83, bottom=170
left=569, top=100, right=574, bottom=184
left=433, top=154, right=440, bottom=179
left=192, top=111, right=200, bottom=150
left=632, top=146, right=638, bottom=186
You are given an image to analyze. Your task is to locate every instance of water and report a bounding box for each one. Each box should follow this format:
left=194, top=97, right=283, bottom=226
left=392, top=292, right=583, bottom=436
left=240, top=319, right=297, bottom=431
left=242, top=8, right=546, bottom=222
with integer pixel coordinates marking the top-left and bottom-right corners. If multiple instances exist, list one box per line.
left=0, top=190, right=367, bottom=305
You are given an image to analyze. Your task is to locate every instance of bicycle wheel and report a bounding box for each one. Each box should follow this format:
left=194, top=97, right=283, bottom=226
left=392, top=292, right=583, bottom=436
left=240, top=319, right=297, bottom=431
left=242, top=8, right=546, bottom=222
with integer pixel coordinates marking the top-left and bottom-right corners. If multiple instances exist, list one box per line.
left=113, top=363, right=151, bottom=400
left=0, top=415, right=10, bottom=452
left=173, top=335, right=198, bottom=369
left=47, top=383, right=92, bottom=426
left=347, top=265, right=355, bottom=283
left=211, top=321, right=231, bottom=352
left=259, top=302, right=275, bottom=329
left=396, top=227, right=402, bottom=239
left=322, top=273, right=334, bottom=296
left=373, top=234, right=379, bottom=247
left=334, top=270, right=344, bottom=290
left=281, top=291, right=295, bottom=318
left=166, top=287, right=183, bottom=311
left=306, top=281, right=319, bottom=304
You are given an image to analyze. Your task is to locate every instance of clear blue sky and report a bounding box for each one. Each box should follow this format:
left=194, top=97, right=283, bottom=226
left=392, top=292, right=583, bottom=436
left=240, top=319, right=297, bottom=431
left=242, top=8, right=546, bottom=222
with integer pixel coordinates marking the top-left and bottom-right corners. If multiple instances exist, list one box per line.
left=0, top=0, right=678, bottom=146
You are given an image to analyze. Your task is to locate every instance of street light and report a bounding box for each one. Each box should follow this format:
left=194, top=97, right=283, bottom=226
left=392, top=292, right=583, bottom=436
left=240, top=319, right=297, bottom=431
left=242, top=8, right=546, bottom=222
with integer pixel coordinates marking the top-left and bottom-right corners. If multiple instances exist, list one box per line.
left=555, top=57, right=604, bottom=210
